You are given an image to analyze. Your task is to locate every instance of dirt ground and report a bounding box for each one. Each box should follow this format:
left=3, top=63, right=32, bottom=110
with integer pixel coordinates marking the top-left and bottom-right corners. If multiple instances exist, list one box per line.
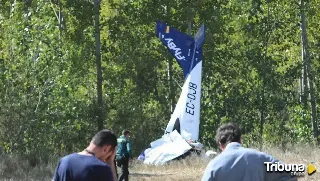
left=0, top=145, right=319, bottom=180
left=128, top=146, right=319, bottom=181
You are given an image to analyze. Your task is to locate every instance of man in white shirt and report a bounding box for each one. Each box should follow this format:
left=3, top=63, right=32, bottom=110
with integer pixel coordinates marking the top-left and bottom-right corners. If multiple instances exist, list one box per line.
left=201, top=123, right=297, bottom=181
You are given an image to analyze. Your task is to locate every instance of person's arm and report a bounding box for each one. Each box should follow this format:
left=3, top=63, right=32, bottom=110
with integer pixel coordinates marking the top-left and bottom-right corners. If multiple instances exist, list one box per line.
left=105, top=148, right=118, bottom=181
left=52, top=160, right=61, bottom=181
left=127, top=140, right=132, bottom=158
left=106, top=161, right=118, bottom=181
left=101, top=165, right=116, bottom=181
left=201, top=160, right=216, bottom=181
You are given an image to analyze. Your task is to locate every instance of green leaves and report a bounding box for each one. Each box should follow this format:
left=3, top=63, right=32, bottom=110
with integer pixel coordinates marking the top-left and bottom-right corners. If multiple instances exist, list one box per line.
left=0, top=0, right=319, bottom=157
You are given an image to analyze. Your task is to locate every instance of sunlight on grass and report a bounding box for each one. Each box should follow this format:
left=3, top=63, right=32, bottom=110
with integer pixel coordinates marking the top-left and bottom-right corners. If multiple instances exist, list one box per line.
left=0, top=145, right=319, bottom=181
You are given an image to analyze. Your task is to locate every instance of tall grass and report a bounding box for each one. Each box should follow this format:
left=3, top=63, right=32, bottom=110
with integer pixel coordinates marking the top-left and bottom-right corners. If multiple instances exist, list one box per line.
left=0, top=145, right=319, bottom=181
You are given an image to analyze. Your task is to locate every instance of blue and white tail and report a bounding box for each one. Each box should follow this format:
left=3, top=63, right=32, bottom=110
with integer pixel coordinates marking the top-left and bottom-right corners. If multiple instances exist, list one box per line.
left=156, top=20, right=205, bottom=141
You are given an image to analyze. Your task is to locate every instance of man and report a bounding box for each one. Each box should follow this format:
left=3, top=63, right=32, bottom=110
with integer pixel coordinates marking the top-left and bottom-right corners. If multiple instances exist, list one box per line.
left=116, top=129, right=132, bottom=181
left=52, top=129, right=118, bottom=181
left=201, top=123, right=297, bottom=181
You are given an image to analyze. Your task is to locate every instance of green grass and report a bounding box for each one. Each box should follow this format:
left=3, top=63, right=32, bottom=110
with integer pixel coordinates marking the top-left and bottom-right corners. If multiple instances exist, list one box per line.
left=0, top=145, right=319, bottom=181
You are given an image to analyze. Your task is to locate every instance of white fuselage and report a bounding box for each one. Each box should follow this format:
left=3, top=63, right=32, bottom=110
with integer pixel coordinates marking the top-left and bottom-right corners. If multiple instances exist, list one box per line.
left=165, top=61, right=202, bottom=141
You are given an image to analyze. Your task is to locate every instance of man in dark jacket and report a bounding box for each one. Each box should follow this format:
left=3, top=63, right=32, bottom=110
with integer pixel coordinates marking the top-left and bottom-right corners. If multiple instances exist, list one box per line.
left=52, top=129, right=118, bottom=181
left=116, top=129, right=132, bottom=181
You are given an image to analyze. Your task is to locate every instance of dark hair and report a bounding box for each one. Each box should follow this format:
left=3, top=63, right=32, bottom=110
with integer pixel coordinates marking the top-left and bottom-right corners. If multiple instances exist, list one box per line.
left=91, top=129, right=117, bottom=148
left=215, top=123, right=241, bottom=147
left=122, top=129, right=130, bottom=135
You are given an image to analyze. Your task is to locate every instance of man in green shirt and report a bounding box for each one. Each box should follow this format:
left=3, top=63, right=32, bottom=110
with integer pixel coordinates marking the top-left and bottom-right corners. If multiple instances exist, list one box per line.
left=116, top=130, right=132, bottom=181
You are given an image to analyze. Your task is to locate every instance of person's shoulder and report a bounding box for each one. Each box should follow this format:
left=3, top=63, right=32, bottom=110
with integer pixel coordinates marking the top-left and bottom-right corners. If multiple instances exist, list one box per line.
left=240, top=147, right=261, bottom=153
left=61, top=153, right=80, bottom=160
left=123, top=135, right=129, bottom=140
left=52, top=153, right=79, bottom=179
left=240, top=147, right=277, bottom=160
left=203, top=154, right=225, bottom=179
left=237, top=146, right=262, bottom=154
left=202, top=155, right=222, bottom=181
left=78, top=156, right=111, bottom=172
left=118, top=135, right=125, bottom=140
left=60, top=153, right=103, bottom=165
left=57, top=153, right=77, bottom=162
left=85, top=156, right=111, bottom=168
left=206, top=152, right=228, bottom=168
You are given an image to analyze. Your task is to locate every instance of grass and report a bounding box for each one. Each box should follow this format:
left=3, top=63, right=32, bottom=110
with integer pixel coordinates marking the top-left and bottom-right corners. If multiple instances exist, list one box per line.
left=0, top=145, right=319, bottom=181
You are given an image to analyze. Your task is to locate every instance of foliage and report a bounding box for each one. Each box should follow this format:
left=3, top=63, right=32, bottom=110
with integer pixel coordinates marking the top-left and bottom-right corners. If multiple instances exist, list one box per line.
left=0, top=0, right=319, bottom=158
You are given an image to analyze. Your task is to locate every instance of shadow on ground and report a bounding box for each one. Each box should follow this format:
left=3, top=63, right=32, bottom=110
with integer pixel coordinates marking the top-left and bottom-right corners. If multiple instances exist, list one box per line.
left=130, top=172, right=173, bottom=178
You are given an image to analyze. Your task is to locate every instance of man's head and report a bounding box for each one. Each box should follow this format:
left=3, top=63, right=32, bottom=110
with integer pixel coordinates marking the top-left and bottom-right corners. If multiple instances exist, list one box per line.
left=215, top=123, right=241, bottom=150
left=122, top=129, right=130, bottom=139
left=89, top=129, right=117, bottom=161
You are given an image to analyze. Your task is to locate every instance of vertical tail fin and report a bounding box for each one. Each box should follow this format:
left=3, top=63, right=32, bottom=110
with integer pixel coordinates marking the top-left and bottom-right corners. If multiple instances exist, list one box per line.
left=156, top=20, right=205, bottom=141
left=156, top=21, right=195, bottom=79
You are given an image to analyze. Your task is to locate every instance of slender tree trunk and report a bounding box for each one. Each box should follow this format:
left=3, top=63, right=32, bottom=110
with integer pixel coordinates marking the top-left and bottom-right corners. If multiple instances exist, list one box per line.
left=301, top=42, right=309, bottom=128
left=259, top=1, right=271, bottom=150
left=24, top=0, right=31, bottom=53
left=167, top=57, right=174, bottom=113
left=259, top=83, right=265, bottom=150
left=280, top=101, right=289, bottom=151
left=163, top=5, right=175, bottom=114
left=299, top=70, right=303, bottom=103
left=58, top=0, right=63, bottom=58
left=302, top=59, right=308, bottom=108
left=300, top=0, right=319, bottom=145
left=94, top=0, right=103, bottom=130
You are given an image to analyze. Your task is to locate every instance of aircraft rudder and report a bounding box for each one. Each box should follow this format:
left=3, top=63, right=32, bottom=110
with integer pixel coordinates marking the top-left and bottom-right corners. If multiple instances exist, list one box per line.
left=194, top=24, right=205, bottom=48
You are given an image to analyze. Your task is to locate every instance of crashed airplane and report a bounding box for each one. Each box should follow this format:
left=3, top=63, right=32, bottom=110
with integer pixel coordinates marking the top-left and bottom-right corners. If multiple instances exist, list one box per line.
left=139, top=20, right=205, bottom=165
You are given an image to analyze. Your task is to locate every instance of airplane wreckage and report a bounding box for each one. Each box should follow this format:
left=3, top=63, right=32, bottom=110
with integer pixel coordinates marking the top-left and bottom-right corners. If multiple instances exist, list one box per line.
left=138, top=20, right=208, bottom=165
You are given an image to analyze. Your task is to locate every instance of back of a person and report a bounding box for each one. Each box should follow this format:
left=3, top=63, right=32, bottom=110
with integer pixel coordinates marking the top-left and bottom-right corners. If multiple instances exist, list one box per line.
left=54, top=153, right=112, bottom=181
left=202, top=123, right=296, bottom=181
left=116, top=130, right=132, bottom=181
left=116, top=135, right=129, bottom=156
left=213, top=146, right=267, bottom=181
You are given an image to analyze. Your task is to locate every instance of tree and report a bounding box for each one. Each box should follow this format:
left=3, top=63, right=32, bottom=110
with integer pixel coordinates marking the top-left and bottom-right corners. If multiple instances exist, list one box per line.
left=300, top=0, right=319, bottom=145
left=94, top=0, right=104, bottom=130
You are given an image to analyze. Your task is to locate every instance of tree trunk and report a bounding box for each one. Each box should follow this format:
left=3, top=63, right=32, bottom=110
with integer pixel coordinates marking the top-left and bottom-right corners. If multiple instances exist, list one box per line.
left=259, top=83, right=265, bottom=150
left=259, top=1, right=271, bottom=150
left=300, top=0, right=319, bottom=145
left=167, top=57, right=174, bottom=113
left=58, top=0, right=63, bottom=58
left=94, top=0, right=103, bottom=131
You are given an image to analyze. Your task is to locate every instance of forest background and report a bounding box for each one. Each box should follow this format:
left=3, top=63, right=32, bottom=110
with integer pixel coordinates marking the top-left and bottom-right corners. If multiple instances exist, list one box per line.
left=0, top=0, right=320, bottom=163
